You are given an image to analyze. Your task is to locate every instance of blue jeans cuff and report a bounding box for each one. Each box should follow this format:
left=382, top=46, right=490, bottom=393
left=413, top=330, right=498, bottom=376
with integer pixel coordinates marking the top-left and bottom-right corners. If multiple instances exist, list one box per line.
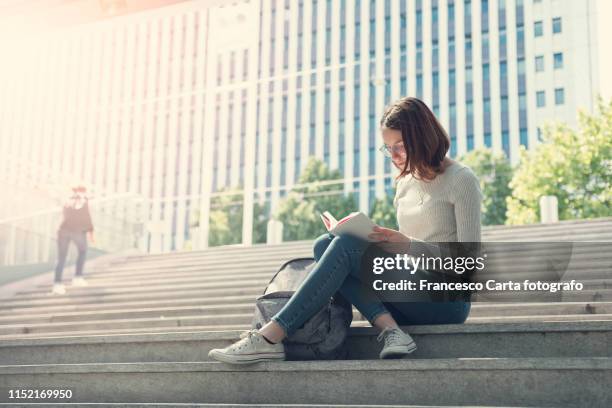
left=271, top=315, right=291, bottom=338
left=366, top=307, right=391, bottom=326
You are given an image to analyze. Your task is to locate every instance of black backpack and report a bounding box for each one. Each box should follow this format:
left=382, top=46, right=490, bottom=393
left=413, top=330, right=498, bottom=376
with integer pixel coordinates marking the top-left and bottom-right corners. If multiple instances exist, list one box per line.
left=251, top=257, right=353, bottom=360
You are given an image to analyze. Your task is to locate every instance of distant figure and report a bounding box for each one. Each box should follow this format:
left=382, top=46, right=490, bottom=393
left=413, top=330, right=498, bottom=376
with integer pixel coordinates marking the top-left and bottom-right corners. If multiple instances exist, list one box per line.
left=52, top=185, right=95, bottom=295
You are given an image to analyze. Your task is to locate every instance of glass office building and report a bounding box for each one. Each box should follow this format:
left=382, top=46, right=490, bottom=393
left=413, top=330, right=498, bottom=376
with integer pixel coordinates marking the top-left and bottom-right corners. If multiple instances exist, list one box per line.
left=0, top=0, right=610, bottom=253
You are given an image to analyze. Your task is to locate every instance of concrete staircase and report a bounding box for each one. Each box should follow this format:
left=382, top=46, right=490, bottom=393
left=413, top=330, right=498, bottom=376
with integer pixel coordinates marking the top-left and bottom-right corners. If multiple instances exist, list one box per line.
left=1, top=217, right=611, bottom=407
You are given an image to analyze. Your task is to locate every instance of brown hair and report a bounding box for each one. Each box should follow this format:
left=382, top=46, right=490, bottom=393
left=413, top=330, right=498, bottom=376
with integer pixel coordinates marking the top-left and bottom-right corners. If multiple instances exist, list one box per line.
left=380, top=97, right=450, bottom=182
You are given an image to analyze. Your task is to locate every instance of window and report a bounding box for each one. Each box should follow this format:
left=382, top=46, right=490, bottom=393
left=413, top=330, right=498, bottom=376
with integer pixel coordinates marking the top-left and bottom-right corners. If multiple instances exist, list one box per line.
left=535, top=55, right=544, bottom=72
left=534, top=20, right=543, bottom=37
left=555, top=87, right=565, bottom=105
left=552, top=17, right=562, bottom=34
left=553, top=52, right=564, bottom=69
left=536, top=90, right=546, bottom=107
left=517, top=58, right=526, bottom=75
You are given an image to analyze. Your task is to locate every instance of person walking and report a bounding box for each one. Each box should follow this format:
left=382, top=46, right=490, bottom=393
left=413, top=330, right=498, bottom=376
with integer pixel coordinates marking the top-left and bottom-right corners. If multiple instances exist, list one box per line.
left=52, top=185, right=95, bottom=295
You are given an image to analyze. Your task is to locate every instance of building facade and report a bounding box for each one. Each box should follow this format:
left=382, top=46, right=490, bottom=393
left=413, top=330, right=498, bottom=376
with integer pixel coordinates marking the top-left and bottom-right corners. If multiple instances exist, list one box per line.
left=0, top=0, right=610, bottom=253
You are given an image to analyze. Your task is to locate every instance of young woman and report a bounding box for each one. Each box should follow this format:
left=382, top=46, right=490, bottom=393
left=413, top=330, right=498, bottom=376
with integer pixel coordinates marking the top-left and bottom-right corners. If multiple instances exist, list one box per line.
left=52, top=185, right=95, bottom=295
left=209, top=96, right=483, bottom=364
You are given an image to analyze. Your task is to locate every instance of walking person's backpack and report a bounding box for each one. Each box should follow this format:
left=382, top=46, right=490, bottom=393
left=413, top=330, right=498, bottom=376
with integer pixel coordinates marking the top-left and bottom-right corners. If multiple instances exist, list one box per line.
left=251, top=257, right=353, bottom=360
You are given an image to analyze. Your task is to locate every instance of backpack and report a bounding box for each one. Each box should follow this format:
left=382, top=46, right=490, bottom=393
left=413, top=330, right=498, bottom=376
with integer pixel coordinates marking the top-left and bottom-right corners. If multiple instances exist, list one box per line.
left=251, top=257, right=353, bottom=361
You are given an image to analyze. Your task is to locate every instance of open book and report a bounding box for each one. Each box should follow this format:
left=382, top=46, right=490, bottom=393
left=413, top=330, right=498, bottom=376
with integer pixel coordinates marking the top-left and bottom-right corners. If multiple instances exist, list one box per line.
left=319, top=211, right=378, bottom=241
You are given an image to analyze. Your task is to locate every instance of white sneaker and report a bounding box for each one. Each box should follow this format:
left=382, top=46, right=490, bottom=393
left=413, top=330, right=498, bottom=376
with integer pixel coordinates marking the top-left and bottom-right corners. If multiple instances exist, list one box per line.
left=71, top=277, right=88, bottom=287
left=51, top=283, right=66, bottom=295
left=377, top=327, right=417, bottom=359
left=208, top=329, right=285, bottom=364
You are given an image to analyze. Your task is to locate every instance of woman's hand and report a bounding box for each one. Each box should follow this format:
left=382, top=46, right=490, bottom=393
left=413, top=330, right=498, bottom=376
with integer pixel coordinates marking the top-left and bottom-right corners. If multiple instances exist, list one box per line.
left=368, top=226, right=411, bottom=243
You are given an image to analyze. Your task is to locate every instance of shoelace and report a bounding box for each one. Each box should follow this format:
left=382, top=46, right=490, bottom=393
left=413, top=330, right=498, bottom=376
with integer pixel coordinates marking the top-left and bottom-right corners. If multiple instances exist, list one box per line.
left=376, top=327, right=403, bottom=344
left=239, top=329, right=260, bottom=340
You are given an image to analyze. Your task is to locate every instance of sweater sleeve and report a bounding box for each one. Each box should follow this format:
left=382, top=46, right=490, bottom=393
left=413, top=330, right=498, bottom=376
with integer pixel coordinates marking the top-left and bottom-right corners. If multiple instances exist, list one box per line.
left=450, top=167, right=483, bottom=243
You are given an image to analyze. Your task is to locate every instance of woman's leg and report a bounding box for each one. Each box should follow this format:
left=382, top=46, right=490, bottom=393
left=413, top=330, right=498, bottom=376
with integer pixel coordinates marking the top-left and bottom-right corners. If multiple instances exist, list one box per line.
left=208, top=233, right=417, bottom=363
left=73, top=232, right=88, bottom=278
left=260, top=233, right=393, bottom=343
left=54, top=231, right=70, bottom=284
left=313, top=233, right=394, bottom=327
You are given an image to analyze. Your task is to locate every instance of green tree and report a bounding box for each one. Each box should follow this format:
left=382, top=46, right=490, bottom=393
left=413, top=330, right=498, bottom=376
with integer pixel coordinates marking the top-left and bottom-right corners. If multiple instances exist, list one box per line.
left=459, top=148, right=513, bottom=226
left=506, top=98, right=612, bottom=224
left=252, top=200, right=270, bottom=244
left=189, top=193, right=269, bottom=247
left=207, top=187, right=244, bottom=246
left=369, top=194, right=398, bottom=230
left=275, top=157, right=358, bottom=241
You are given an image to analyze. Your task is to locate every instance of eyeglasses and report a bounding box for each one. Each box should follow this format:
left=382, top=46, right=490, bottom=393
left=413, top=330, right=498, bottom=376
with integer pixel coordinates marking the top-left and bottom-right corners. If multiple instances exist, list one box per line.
left=379, top=141, right=406, bottom=158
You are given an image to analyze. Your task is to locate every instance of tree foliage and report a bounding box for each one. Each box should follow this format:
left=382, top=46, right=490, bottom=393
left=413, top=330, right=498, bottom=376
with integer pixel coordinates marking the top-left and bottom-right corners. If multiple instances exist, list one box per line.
left=459, top=148, right=513, bottom=226
left=274, top=157, right=358, bottom=241
left=506, top=98, right=612, bottom=224
left=369, top=193, right=398, bottom=230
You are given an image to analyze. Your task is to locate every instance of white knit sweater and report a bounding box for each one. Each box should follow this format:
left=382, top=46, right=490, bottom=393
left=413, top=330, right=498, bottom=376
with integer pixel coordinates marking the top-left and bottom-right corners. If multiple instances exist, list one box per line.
left=393, top=161, right=483, bottom=255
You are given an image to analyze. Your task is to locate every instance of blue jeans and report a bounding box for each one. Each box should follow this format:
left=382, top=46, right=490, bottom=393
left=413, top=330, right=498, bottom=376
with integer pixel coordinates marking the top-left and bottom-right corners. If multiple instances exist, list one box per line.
left=54, top=229, right=88, bottom=283
left=272, top=233, right=471, bottom=337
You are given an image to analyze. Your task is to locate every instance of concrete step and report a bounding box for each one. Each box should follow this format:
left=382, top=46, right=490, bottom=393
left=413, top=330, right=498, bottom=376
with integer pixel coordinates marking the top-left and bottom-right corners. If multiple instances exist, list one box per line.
left=466, top=313, right=612, bottom=323
left=81, top=265, right=611, bottom=290
left=10, top=281, right=612, bottom=307
left=4, top=305, right=612, bottom=336
left=0, top=313, right=255, bottom=336
left=483, top=225, right=612, bottom=237
left=89, top=263, right=286, bottom=278
left=483, top=222, right=612, bottom=234
left=2, top=292, right=612, bottom=319
left=4, top=300, right=612, bottom=326
left=121, top=242, right=313, bottom=262
left=111, top=248, right=312, bottom=270
left=482, top=232, right=612, bottom=242
left=97, top=248, right=612, bottom=274
left=0, top=294, right=260, bottom=315
left=0, top=303, right=257, bottom=324
left=0, top=315, right=603, bottom=340
left=468, top=301, right=612, bottom=316
left=18, top=271, right=278, bottom=294
left=0, top=321, right=609, bottom=365
left=475, top=288, right=612, bottom=302
left=497, top=268, right=612, bottom=283
left=23, top=263, right=612, bottom=296
left=1, top=357, right=610, bottom=406
left=9, top=278, right=270, bottom=302
left=0, top=405, right=500, bottom=408
left=96, top=242, right=612, bottom=270
left=109, top=241, right=610, bottom=271
left=0, top=286, right=264, bottom=309
left=481, top=217, right=612, bottom=233
left=0, top=323, right=253, bottom=340
left=103, top=255, right=307, bottom=274
left=111, top=236, right=610, bottom=273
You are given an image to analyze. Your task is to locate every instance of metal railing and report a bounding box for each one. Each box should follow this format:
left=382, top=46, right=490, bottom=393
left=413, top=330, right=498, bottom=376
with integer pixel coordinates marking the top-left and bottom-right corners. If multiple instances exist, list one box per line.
left=0, top=193, right=145, bottom=266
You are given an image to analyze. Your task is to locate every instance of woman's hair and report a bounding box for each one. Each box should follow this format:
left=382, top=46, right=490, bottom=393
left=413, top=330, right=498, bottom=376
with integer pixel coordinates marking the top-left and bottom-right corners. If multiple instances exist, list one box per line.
left=379, top=96, right=450, bottom=181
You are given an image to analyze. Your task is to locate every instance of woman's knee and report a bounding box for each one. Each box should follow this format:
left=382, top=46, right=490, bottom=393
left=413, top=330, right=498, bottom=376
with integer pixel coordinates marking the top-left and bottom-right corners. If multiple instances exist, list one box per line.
left=313, top=233, right=370, bottom=262
left=333, top=234, right=370, bottom=253
left=313, top=233, right=333, bottom=261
